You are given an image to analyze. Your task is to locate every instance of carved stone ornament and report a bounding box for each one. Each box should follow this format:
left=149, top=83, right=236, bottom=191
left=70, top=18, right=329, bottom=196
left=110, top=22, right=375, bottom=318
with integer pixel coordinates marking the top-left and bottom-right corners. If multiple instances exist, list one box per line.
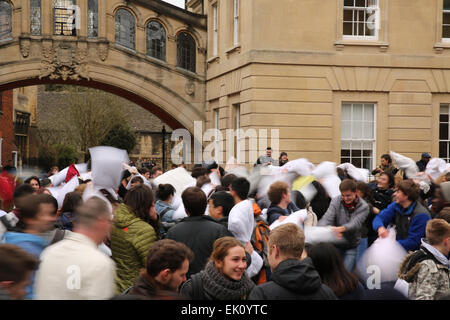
left=39, top=41, right=90, bottom=81
left=19, top=37, right=31, bottom=58
left=98, top=41, right=109, bottom=61
left=185, top=80, right=195, bottom=96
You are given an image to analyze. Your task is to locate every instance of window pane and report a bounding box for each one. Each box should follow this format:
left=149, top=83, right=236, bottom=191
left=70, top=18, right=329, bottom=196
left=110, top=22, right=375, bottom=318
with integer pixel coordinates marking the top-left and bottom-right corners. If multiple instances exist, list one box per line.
left=363, top=121, right=374, bottom=139
left=0, top=0, right=12, bottom=40
left=352, top=149, right=362, bottom=157
left=177, top=32, right=196, bottom=73
left=440, top=123, right=449, bottom=140
left=31, top=0, right=42, bottom=35
left=343, top=10, right=353, bottom=21
left=343, top=22, right=353, bottom=35
left=440, top=141, right=448, bottom=158
left=341, top=149, right=350, bottom=157
left=445, top=0, right=450, bottom=10
left=115, top=9, right=135, bottom=50
left=147, top=21, right=166, bottom=61
left=365, top=24, right=375, bottom=36
left=88, top=0, right=98, bottom=38
left=53, top=0, right=76, bottom=36
left=444, top=12, right=450, bottom=24
left=353, top=158, right=362, bottom=168
left=363, top=149, right=372, bottom=157
left=358, top=22, right=365, bottom=36
left=362, top=141, right=372, bottom=150
left=352, top=121, right=362, bottom=139
left=363, top=157, right=371, bottom=170
left=358, top=10, right=365, bottom=22
left=341, top=157, right=351, bottom=164
left=342, top=104, right=351, bottom=120
left=353, top=104, right=363, bottom=120
left=341, top=140, right=352, bottom=149
left=344, top=0, right=354, bottom=6
left=441, top=114, right=449, bottom=122
left=342, top=121, right=351, bottom=139
left=444, top=26, right=450, bottom=38
left=363, top=104, right=374, bottom=121
left=355, top=0, right=366, bottom=7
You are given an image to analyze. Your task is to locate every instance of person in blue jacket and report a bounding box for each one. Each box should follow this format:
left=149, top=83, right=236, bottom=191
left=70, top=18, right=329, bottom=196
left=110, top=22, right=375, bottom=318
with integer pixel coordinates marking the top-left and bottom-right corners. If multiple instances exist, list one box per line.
left=372, top=179, right=431, bottom=252
left=2, top=194, right=56, bottom=299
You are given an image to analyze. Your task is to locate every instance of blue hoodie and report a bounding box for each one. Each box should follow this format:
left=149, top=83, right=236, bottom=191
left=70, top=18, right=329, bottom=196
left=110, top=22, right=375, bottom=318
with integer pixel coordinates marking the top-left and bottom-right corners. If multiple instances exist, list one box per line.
left=2, top=232, right=47, bottom=300
left=372, top=201, right=431, bottom=252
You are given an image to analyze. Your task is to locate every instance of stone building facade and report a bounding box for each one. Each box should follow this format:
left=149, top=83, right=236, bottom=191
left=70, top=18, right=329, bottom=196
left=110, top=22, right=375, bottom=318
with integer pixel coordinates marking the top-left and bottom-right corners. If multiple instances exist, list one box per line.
left=187, top=0, right=450, bottom=169
left=3, top=1, right=450, bottom=171
left=0, top=90, right=14, bottom=167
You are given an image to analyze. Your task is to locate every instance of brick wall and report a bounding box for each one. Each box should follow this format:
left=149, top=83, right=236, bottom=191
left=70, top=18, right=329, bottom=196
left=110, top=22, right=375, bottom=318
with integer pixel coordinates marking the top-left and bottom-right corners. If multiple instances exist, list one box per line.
left=0, top=90, right=14, bottom=167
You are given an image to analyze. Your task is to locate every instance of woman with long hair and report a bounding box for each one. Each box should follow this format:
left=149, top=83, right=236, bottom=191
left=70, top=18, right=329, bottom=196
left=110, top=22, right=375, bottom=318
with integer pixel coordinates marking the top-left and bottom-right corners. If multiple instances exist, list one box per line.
left=306, top=242, right=364, bottom=300
left=181, top=237, right=255, bottom=300
left=56, top=192, right=83, bottom=231
left=111, top=184, right=160, bottom=293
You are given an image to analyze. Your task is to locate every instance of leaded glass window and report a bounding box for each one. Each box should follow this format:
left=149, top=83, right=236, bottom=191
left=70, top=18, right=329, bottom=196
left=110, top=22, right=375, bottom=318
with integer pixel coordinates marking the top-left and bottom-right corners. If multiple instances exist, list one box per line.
left=88, top=0, right=98, bottom=38
left=0, top=0, right=12, bottom=41
left=146, top=21, right=166, bottom=61
left=341, top=103, right=376, bottom=170
left=53, top=0, right=77, bottom=36
left=30, top=0, right=41, bottom=35
left=177, top=32, right=196, bottom=73
left=115, top=9, right=135, bottom=50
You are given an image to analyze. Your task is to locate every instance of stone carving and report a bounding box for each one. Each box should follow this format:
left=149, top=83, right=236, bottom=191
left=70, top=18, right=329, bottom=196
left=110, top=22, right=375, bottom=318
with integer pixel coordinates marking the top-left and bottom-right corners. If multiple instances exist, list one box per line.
left=19, top=37, right=31, bottom=58
left=185, top=80, right=195, bottom=96
left=98, top=41, right=109, bottom=61
left=40, top=41, right=90, bottom=81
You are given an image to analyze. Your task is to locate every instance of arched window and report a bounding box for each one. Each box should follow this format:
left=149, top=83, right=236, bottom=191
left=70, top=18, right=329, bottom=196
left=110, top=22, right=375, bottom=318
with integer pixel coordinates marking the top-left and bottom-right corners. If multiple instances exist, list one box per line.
left=53, top=0, right=76, bottom=36
left=30, top=0, right=41, bottom=35
left=0, top=0, right=12, bottom=41
left=88, top=0, right=98, bottom=38
left=177, top=32, right=196, bottom=73
left=115, top=9, right=135, bottom=50
left=146, top=21, right=166, bottom=61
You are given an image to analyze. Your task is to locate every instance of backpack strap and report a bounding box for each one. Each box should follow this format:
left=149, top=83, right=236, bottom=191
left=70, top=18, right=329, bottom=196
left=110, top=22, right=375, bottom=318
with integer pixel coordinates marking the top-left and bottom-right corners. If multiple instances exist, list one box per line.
left=51, top=229, right=66, bottom=245
left=159, top=207, right=171, bottom=220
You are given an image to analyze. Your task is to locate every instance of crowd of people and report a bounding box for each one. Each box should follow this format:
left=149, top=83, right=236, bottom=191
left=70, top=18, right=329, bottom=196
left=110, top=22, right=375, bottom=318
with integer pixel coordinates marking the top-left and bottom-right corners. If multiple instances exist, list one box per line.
left=0, top=148, right=449, bottom=301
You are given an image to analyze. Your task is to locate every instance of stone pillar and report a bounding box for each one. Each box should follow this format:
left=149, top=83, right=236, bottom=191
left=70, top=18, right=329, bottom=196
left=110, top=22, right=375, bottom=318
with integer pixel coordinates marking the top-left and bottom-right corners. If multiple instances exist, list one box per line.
left=41, top=0, right=52, bottom=36
left=77, top=0, right=87, bottom=38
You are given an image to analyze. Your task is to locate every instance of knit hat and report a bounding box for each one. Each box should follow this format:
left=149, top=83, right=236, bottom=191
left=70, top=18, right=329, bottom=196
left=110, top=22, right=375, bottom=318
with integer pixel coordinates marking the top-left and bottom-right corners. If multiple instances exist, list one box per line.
left=440, top=181, right=450, bottom=202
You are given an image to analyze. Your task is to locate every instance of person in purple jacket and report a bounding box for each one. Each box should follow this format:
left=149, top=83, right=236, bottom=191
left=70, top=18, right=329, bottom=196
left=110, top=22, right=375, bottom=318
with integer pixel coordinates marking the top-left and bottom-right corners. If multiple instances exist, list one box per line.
left=372, top=179, right=431, bottom=252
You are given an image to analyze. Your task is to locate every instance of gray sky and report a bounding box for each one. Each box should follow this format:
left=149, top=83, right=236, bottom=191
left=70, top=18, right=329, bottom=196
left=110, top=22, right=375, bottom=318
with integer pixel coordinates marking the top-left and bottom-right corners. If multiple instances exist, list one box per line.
left=162, top=0, right=185, bottom=8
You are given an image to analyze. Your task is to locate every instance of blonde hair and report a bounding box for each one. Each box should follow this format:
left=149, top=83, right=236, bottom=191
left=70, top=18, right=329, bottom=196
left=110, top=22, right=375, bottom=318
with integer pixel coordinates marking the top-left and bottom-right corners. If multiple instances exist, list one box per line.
left=426, top=219, right=450, bottom=245
left=269, top=223, right=305, bottom=259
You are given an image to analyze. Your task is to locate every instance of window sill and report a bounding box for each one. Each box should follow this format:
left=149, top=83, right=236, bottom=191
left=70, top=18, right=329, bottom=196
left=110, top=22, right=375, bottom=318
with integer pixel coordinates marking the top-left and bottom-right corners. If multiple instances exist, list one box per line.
left=434, top=41, right=450, bottom=53
left=175, top=67, right=198, bottom=79
left=0, top=38, right=14, bottom=47
left=207, top=55, right=220, bottom=64
left=225, top=44, right=241, bottom=56
left=334, top=39, right=389, bottom=52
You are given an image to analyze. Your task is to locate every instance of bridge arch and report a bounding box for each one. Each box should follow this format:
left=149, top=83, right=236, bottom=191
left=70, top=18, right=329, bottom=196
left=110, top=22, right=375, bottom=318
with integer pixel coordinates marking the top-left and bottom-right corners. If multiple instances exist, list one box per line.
left=0, top=0, right=207, bottom=134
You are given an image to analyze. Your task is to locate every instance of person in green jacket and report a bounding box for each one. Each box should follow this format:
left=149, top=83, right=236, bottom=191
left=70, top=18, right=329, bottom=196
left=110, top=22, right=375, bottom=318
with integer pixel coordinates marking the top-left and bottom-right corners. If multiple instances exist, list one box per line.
left=111, top=184, right=160, bottom=293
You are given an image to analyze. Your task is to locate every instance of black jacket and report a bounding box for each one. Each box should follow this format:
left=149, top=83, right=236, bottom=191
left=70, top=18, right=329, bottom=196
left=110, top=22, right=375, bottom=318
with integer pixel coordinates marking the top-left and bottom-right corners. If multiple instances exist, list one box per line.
left=369, top=183, right=394, bottom=211
left=166, top=215, right=233, bottom=278
left=266, top=202, right=299, bottom=225
left=247, top=258, right=337, bottom=300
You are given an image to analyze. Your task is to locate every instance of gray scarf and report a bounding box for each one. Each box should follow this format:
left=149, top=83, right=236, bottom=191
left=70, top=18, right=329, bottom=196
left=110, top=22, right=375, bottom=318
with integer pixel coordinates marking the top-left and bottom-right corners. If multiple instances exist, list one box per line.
left=200, top=261, right=255, bottom=300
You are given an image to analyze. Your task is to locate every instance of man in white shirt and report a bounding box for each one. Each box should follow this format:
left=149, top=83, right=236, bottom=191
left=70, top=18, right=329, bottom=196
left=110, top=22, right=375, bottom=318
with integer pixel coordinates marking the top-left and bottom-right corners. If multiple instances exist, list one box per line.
left=35, top=197, right=116, bottom=300
left=228, top=177, right=263, bottom=278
